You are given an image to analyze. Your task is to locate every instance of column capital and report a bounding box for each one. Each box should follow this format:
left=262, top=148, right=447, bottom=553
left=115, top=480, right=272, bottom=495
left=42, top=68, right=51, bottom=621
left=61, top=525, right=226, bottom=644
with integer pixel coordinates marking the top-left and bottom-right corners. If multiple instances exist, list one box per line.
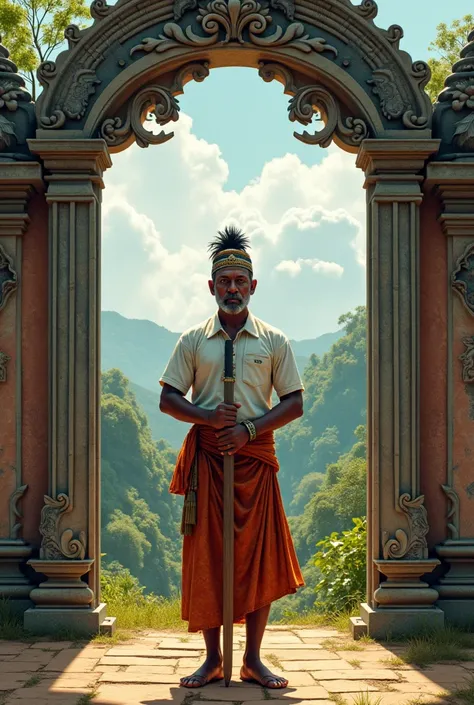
left=27, top=139, right=112, bottom=184
left=0, top=161, right=43, bottom=237
left=357, top=139, right=441, bottom=178
left=425, top=161, right=474, bottom=237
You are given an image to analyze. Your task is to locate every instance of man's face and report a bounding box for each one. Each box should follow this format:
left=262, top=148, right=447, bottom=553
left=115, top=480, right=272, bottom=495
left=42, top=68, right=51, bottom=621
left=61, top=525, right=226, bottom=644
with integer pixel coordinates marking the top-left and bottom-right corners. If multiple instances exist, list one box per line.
left=209, top=267, right=257, bottom=315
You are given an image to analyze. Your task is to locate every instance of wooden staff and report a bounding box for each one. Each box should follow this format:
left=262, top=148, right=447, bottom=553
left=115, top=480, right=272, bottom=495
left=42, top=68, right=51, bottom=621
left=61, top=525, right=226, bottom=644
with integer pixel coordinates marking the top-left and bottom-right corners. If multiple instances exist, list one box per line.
left=223, top=339, right=235, bottom=687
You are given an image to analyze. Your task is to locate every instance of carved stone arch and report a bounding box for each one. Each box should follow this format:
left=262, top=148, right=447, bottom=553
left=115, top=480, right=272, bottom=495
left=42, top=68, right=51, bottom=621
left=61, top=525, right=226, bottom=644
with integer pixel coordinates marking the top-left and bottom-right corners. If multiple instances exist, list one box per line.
left=34, top=0, right=433, bottom=151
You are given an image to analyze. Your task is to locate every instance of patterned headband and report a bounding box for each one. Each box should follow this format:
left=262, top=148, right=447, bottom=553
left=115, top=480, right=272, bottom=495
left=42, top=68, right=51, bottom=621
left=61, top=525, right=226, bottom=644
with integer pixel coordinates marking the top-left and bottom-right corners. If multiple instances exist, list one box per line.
left=211, top=249, right=253, bottom=276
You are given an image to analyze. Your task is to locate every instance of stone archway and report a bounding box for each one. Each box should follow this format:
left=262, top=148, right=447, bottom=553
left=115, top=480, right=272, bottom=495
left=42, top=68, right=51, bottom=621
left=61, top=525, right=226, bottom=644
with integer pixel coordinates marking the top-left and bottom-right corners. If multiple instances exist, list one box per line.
left=0, top=0, right=473, bottom=638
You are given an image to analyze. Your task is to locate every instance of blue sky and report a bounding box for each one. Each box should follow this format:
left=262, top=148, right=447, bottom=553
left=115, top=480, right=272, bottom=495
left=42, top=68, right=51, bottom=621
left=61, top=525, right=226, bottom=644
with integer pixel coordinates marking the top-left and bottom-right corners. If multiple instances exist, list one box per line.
left=102, top=1, right=473, bottom=340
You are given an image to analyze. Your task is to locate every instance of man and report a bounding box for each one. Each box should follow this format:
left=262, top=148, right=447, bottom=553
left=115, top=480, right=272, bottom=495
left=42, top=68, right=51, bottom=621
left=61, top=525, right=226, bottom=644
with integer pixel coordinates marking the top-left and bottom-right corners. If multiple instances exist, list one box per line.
left=159, top=225, right=304, bottom=689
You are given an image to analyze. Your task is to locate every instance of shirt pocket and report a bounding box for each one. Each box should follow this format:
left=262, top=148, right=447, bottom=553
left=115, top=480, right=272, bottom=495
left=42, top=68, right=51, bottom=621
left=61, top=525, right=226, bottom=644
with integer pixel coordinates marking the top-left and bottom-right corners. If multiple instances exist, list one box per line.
left=243, top=352, right=270, bottom=388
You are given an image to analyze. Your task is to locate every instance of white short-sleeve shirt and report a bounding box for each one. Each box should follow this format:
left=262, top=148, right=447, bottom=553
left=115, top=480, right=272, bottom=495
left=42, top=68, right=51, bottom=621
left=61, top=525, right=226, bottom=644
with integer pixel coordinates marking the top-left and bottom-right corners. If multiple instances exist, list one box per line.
left=159, top=310, right=304, bottom=423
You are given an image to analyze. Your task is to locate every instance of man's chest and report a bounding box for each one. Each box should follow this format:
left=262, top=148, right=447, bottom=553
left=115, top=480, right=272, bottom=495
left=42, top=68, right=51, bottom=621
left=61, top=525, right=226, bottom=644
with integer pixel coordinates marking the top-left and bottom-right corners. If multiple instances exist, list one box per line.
left=195, top=336, right=273, bottom=388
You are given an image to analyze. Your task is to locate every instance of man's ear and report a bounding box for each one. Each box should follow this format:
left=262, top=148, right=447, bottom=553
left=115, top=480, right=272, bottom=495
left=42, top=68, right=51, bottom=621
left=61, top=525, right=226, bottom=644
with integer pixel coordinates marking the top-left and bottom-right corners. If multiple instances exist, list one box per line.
left=250, top=278, right=257, bottom=295
left=208, top=279, right=215, bottom=296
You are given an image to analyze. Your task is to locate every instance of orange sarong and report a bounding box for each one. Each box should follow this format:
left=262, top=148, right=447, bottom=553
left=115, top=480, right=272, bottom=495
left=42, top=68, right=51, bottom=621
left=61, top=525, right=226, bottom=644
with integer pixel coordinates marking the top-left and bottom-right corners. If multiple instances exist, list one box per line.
left=170, top=425, right=304, bottom=632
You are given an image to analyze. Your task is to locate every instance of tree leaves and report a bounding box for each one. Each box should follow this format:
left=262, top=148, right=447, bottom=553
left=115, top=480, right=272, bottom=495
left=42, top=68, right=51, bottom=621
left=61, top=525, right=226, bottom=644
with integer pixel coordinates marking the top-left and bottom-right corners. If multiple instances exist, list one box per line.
left=427, top=15, right=474, bottom=102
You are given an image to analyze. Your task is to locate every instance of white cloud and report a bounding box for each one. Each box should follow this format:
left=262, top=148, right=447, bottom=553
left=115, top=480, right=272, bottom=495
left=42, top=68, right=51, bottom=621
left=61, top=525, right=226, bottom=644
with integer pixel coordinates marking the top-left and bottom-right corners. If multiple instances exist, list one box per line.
left=275, top=258, right=344, bottom=277
left=102, top=113, right=366, bottom=339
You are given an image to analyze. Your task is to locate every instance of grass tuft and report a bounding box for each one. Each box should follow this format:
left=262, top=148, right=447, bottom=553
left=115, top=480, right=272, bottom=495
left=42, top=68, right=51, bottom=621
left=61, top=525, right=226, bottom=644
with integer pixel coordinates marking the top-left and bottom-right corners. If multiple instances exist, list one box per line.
left=452, top=676, right=474, bottom=705
left=24, top=675, right=42, bottom=688
left=104, top=595, right=186, bottom=630
left=347, top=658, right=361, bottom=668
left=351, top=693, right=382, bottom=705
left=91, top=629, right=133, bottom=645
left=381, top=656, right=406, bottom=668
left=0, top=598, right=28, bottom=641
left=329, top=695, right=347, bottom=705
left=76, top=690, right=98, bottom=705
left=265, top=653, right=283, bottom=669
left=400, top=625, right=474, bottom=667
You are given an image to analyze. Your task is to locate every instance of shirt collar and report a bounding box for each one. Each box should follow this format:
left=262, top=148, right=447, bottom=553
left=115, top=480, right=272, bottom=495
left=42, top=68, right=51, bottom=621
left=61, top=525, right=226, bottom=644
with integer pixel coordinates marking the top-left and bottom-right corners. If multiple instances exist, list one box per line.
left=206, top=310, right=259, bottom=339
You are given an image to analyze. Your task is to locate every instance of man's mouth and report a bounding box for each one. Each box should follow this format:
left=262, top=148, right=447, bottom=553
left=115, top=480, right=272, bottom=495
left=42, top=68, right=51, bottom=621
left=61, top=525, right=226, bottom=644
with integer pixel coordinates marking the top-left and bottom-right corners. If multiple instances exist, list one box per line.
left=226, top=298, right=241, bottom=304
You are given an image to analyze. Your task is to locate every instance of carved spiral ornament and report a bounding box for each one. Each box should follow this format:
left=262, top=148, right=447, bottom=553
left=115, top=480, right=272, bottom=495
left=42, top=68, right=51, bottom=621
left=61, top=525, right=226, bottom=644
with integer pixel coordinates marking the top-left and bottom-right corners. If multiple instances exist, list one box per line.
left=101, top=86, right=180, bottom=148
left=383, top=493, right=429, bottom=560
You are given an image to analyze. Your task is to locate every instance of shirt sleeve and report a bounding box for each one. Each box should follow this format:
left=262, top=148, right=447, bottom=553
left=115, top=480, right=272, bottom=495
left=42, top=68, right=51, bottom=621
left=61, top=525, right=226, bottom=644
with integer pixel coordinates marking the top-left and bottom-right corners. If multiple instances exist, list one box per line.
left=159, top=336, right=195, bottom=395
left=272, top=339, right=305, bottom=398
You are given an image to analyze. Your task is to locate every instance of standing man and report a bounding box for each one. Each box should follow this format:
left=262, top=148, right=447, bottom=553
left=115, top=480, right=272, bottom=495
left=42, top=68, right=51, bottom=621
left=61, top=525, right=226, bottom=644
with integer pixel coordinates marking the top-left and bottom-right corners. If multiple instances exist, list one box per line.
left=159, top=226, right=304, bottom=689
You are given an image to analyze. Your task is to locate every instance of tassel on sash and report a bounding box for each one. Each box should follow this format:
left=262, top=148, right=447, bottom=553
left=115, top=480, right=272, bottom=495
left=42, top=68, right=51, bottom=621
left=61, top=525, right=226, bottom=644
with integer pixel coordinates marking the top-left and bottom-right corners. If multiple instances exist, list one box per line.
left=181, top=454, right=198, bottom=536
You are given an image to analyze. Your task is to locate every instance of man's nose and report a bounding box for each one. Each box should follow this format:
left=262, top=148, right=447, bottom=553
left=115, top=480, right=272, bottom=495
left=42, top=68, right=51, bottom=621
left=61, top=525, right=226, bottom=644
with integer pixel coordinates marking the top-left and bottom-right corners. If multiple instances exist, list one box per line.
left=227, top=281, right=238, bottom=292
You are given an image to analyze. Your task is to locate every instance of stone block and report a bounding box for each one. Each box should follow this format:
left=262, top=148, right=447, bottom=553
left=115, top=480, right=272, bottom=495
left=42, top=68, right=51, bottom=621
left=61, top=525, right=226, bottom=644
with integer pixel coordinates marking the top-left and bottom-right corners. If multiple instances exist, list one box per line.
left=282, top=660, right=352, bottom=672
left=98, top=672, right=183, bottom=684
left=99, top=656, right=180, bottom=666
left=99, top=615, right=116, bottom=636
left=318, top=680, right=379, bottom=692
left=185, top=684, right=266, bottom=700
left=350, top=616, right=368, bottom=640
left=269, top=650, right=335, bottom=661
left=23, top=602, right=107, bottom=636
left=266, top=685, right=330, bottom=699
left=311, top=669, right=399, bottom=681
left=360, top=602, right=444, bottom=639
left=437, top=599, right=474, bottom=628
left=29, top=641, right=72, bottom=650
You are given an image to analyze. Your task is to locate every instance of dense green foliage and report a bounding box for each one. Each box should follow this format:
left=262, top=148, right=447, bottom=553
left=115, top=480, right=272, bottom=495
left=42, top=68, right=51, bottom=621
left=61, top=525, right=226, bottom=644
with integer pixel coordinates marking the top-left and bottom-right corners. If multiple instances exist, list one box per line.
left=101, top=369, right=181, bottom=597
left=314, top=517, right=367, bottom=613
left=427, top=15, right=474, bottom=101
left=276, top=305, right=367, bottom=509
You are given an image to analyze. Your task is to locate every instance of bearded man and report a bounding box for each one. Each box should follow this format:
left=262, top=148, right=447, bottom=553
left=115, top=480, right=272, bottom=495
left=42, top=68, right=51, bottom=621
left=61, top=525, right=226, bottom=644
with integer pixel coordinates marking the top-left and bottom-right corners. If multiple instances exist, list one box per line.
left=159, top=226, right=304, bottom=689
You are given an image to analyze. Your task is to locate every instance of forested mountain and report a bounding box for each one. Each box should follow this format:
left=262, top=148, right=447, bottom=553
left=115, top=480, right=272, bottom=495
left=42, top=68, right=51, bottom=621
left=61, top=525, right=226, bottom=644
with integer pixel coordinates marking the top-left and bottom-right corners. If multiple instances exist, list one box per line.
left=276, top=306, right=367, bottom=508
left=101, top=369, right=182, bottom=596
left=100, top=306, right=368, bottom=605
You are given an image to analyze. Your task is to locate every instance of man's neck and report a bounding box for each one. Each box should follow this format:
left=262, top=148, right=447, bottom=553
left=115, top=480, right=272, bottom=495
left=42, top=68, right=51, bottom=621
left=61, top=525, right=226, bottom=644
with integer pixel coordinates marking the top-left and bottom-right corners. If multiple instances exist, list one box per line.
left=218, top=307, right=249, bottom=338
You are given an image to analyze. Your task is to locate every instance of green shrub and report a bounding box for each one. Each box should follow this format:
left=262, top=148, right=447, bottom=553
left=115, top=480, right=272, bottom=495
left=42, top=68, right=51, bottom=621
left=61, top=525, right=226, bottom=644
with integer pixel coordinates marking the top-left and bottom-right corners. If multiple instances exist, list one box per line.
left=314, top=516, right=366, bottom=612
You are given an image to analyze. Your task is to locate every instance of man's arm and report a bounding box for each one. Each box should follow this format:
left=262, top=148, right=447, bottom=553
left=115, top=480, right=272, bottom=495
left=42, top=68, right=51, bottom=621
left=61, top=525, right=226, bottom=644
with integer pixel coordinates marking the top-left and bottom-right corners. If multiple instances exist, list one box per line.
left=160, top=383, right=241, bottom=429
left=214, top=390, right=303, bottom=455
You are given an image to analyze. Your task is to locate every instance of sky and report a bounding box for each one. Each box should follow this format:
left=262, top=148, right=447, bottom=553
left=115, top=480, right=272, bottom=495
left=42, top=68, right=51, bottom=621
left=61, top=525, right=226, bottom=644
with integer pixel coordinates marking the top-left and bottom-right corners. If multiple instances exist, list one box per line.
left=101, top=0, right=473, bottom=340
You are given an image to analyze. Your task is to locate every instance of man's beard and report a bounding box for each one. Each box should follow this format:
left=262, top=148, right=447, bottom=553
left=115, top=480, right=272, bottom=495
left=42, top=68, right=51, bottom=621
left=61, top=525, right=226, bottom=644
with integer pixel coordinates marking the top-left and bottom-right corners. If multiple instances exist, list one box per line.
left=216, top=291, right=250, bottom=315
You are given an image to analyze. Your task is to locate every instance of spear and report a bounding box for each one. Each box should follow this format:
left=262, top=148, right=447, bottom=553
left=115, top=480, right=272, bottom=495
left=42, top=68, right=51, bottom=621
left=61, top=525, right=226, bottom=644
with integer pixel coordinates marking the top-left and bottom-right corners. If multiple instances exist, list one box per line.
left=223, top=339, right=235, bottom=687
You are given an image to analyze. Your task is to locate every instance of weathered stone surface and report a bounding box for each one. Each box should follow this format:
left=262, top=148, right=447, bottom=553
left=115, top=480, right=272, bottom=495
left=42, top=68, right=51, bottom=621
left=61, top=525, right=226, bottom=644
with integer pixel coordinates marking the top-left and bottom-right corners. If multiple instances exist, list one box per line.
left=266, top=685, right=330, bottom=699
left=0, top=661, right=42, bottom=673
left=93, top=683, right=211, bottom=704
left=0, top=643, right=27, bottom=655
left=318, top=680, right=379, bottom=692
left=294, top=630, right=341, bottom=638
left=190, top=684, right=266, bottom=700
left=99, top=656, right=180, bottom=666
left=282, top=659, right=353, bottom=671
left=311, top=669, right=399, bottom=681
left=44, top=654, right=99, bottom=672
left=400, top=666, right=471, bottom=683
left=29, top=641, right=73, bottom=650
left=10, top=650, right=57, bottom=664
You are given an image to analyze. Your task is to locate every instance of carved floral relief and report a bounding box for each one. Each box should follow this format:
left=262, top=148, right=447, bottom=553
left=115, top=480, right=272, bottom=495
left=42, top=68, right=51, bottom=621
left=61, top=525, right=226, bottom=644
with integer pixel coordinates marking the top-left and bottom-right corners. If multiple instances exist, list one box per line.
left=438, top=29, right=474, bottom=150
left=0, top=350, right=10, bottom=382
left=131, top=0, right=338, bottom=57
left=9, top=484, right=28, bottom=538
left=0, top=244, right=17, bottom=311
left=39, top=493, right=86, bottom=560
left=460, top=336, right=474, bottom=383
left=382, top=494, right=429, bottom=560
left=452, top=243, right=474, bottom=317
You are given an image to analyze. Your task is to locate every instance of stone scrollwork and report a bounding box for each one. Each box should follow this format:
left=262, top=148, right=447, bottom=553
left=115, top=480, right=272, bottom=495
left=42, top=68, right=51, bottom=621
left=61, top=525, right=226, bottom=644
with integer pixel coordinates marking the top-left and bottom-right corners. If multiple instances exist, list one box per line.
left=90, top=0, right=114, bottom=20
left=0, top=350, right=10, bottom=382
left=368, top=65, right=430, bottom=129
left=131, top=0, right=338, bottom=58
left=38, top=65, right=100, bottom=129
left=460, top=336, right=474, bottom=384
left=382, top=494, right=429, bottom=560
left=39, top=493, right=86, bottom=560
left=441, top=484, right=460, bottom=540
left=0, top=243, right=17, bottom=311
left=101, top=62, right=209, bottom=149
left=354, top=0, right=378, bottom=20
left=9, top=484, right=28, bottom=538
left=175, top=0, right=294, bottom=18
left=259, top=62, right=369, bottom=149
left=452, top=242, right=474, bottom=317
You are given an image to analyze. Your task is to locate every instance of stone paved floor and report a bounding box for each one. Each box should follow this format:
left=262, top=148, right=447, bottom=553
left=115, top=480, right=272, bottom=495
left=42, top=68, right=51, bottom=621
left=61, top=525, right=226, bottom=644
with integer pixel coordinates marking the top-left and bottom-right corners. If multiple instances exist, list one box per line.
left=0, top=626, right=472, bottom=705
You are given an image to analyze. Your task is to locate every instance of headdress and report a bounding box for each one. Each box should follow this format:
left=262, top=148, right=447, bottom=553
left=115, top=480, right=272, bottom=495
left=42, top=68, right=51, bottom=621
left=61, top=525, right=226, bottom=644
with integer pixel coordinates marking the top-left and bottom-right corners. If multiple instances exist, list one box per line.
left=208, top=225, right=253, bottom=277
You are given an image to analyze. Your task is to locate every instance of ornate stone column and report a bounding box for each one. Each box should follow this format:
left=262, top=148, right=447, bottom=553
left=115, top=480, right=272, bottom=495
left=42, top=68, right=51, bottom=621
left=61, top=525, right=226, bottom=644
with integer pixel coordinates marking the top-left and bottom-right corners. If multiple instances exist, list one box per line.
left=0, top=161, right=43, bottom=613
left=23, top=139, right=114, bottom=635
left=356, top=139, right=444, bottom=638
left=426, top=161, right=474, bottom=626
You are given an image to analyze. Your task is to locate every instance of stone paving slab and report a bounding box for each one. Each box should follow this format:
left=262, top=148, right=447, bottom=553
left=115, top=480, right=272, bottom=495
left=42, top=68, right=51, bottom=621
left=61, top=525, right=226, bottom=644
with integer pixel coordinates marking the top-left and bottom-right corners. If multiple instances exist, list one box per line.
left=2, top=627, right=473, bottom=704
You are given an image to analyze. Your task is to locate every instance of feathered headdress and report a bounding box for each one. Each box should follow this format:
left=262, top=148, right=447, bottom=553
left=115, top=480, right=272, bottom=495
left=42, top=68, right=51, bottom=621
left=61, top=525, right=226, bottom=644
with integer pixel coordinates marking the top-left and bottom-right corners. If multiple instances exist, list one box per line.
left=208, top=225, right=253, bottom=277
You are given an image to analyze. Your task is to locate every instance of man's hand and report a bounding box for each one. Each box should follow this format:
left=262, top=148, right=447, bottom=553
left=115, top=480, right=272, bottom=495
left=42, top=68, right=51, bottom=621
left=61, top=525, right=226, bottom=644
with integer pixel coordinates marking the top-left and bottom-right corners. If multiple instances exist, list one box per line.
left=215, top=424, right=249, bottom=455
left=207, top=402, right=241, bottom=429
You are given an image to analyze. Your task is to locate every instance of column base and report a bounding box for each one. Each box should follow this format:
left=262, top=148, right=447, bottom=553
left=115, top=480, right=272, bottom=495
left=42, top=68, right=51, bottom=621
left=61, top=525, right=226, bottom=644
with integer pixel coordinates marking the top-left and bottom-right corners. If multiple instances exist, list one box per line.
left=437, top=600, right=474, bottom=629
left=24, top=602, right=108, bottom=636
left=0, top=541, right=33, bottom=612
left=360, top=603, right=445, bottom=639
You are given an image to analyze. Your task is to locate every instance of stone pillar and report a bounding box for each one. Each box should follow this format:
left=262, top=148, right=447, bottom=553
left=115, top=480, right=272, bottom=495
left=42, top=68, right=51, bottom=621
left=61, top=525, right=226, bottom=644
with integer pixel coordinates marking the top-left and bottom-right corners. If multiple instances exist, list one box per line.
left=23, top=139, right=114, bottom=635
left=0, top=161, right=44, bottom=613
left=356, top=140, right=444, bottom=638
left=426, top=161, right=474, bottom=627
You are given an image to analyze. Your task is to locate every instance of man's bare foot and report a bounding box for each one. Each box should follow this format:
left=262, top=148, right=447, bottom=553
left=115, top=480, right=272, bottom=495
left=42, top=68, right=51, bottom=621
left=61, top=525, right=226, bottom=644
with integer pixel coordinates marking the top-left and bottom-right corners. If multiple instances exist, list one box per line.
left=241, top=656, right=288, bottom=689
left=179, top=654, right=224, bottom=688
